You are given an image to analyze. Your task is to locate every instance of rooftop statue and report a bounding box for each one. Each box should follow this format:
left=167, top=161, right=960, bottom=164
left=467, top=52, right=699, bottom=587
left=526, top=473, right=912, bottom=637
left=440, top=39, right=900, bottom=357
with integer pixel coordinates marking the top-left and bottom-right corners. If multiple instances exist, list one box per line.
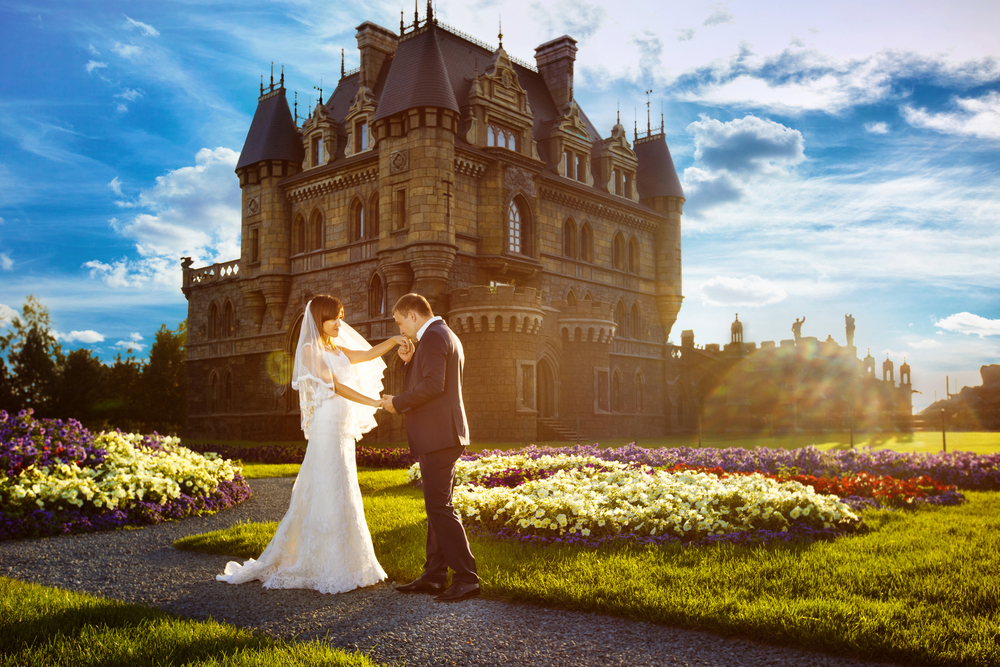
left=845, top=313, right=855, bottom=347
left=792, top=316, right=805, bottom=342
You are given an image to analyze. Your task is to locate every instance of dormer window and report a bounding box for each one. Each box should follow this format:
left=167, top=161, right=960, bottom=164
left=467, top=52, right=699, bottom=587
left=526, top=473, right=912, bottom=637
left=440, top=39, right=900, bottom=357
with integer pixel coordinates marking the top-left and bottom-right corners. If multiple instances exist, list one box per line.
left=355, top=120, right=368, bottom=153
left=488, top=125, right=517, bottom=150
left=564, top=150, right=575, bottom=180
left=625, top=173, right=634, bottom=198
left=311, top=135, right=323, bottom=167
left=576, top=154, right=585, bottom=182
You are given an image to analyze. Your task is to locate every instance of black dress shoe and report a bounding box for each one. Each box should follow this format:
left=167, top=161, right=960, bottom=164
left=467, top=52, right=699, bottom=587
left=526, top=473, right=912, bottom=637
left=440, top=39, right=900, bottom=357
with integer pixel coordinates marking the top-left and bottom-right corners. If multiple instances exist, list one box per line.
left=395, top=578, right=446, bottom=594
left=433, top=581, right=480, bottom=602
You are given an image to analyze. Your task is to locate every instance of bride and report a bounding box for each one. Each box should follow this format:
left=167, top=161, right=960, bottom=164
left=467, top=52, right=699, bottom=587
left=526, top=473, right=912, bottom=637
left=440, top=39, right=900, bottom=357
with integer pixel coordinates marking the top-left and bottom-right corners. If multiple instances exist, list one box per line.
left=217, top=295, right=408, bottom=594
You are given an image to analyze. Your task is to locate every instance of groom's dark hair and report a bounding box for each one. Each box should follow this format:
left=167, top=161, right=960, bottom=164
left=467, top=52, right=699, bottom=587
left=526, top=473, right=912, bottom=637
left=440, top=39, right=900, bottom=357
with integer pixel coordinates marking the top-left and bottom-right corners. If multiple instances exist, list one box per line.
left=392, top=293, right=433, bottom=318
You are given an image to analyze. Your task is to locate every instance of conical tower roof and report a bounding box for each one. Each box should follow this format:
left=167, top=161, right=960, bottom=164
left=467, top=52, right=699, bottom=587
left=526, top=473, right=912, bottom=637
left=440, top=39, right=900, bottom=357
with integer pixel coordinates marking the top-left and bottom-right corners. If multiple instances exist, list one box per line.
left=373, top=24, right=459, bottom=122
left=634, top=134, right=684, bottom=200
left=236, top=87, right=304, bottom=170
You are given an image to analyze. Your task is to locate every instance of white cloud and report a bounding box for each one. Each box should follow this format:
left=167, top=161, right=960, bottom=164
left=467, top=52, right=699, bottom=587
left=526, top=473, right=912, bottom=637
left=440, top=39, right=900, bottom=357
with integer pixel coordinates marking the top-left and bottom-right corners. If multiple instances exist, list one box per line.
left=676, top=28, right=695, bottom=42
left=0, top=303, right=16, bottom=327
left=109, top=177, right=123, bottom=196
left=123, top=15, right=160, bottom=37
left=0, top=253, right=12, bottom=271
left=112, top=42, right=143, bottom=59
left=910, top=339, right=943, bottom=349
left=115, top=88, right=143, bottom=102
left=87, top=147, right=241, bottom=289
left=688, top=114, right=805, bottom=173
left=864, top=121, right=889, bottom=134
left=790, top=35, right=805, bottom=48
left=704, top=4, right=734, bottom=27
left=87, top=44, right=100, bottom=56
left=116, top=103, right=129, bottom=113
left=902, top=91, right=1000, bottom=141
left=85, top=60, right=107, bottom=74
left=700, top=275, right=787, bottom=307
left=115, top=332, right=146, bottom=352
left=934, top=313, right=1000, bottom=337
left=54, top=330, right=106, bottom=343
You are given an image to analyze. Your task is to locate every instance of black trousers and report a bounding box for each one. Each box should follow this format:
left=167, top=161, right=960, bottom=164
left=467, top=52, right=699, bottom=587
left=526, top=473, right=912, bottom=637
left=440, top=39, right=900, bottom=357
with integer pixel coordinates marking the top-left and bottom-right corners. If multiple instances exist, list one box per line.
left=418, top=446, right=478, bottom=585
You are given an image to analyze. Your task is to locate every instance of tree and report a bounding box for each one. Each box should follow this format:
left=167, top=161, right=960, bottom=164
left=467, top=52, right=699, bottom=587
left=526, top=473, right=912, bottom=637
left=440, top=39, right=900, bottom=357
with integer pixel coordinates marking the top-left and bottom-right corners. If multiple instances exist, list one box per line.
left=94, top=353, right=144, bottom=430
left=1, top=296, right=63, bottom=417
left=0, top=356, right=14, bottom=412
left=137, top=321, right=187, bottom=434
left=57, top=348, right=109, bottom=426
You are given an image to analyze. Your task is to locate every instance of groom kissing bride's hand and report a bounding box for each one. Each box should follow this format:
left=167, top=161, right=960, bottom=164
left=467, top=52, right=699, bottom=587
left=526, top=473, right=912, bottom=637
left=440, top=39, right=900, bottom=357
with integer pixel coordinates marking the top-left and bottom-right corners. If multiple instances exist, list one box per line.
left=382, top=293, right=480, bottom=602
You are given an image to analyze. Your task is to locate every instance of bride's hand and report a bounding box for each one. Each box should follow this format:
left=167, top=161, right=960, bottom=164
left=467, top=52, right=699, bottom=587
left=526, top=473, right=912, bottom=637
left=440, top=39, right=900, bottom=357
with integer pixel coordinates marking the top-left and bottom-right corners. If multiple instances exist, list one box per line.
left=391, top=335, right=408, bottom=347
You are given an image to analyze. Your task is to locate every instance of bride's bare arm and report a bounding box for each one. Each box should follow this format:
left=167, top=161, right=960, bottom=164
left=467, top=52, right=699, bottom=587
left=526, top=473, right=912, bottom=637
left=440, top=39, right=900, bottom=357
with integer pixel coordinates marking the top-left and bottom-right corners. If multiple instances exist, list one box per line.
left=332, top=376, right=381, bottom=407
left=341, top=335, right=407, bottom=364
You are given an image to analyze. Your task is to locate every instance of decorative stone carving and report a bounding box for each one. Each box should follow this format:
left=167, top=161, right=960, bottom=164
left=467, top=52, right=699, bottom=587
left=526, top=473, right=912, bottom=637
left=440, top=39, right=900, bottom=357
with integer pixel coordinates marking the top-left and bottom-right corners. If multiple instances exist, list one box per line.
left=246, top=196, right=260, bottom=217
left=389, top=149, right=409, bottom=174
left=504, top=166, right=536, bottom=198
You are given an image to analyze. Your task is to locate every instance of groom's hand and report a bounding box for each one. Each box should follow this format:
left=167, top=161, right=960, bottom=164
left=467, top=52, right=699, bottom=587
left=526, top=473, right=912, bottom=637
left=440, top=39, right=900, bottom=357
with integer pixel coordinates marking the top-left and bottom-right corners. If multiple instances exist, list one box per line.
left=380, top=395, right=397, bottom=414
left=398, top=338, right=414, bottom=363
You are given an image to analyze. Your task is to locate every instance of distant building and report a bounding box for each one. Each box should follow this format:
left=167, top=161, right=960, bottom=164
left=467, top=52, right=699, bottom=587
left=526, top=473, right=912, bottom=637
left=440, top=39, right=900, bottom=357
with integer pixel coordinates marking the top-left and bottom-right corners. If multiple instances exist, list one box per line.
left=181, top=8, right=686, bottom=442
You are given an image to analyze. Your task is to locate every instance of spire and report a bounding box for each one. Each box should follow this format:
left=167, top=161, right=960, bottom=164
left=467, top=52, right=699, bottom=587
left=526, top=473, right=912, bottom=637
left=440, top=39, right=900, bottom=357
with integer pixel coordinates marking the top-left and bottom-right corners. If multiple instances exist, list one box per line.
left=237, top=84, right=304, bottom=170
left=414, top=0, right=419, bottom=27
left=498, top=16, right=503, bottom=49
left=374, top=20, right=459, bottom=122
left=313, top=79, right=323, bottom=105
left=260, top=74, right=264, bottom=96
left=279, top=65, right=284, bottom=89
left=294, top=91, right=298, bottom=125
left=617, top=101, right=620, bottom=125
left=341, top=48, right=345, bottom=77
left=645, top=88, right=652, bottom=133
left=270, top=62, right=274, bottom=91
left=400, top=10, right=404, bottom=34
left=426, top=0, right=433, bottom=23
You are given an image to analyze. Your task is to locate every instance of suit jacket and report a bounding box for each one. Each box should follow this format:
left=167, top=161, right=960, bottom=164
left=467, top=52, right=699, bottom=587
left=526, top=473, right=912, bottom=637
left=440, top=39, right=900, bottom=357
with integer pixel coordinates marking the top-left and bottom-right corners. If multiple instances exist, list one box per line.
left=391, top=319, right=470, bottom=453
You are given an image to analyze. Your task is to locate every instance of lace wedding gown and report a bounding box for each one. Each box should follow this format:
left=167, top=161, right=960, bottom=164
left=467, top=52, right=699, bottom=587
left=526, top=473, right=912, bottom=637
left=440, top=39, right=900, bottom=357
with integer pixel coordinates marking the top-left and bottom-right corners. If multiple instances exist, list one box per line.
left=217, top=350, right=387, bottom=594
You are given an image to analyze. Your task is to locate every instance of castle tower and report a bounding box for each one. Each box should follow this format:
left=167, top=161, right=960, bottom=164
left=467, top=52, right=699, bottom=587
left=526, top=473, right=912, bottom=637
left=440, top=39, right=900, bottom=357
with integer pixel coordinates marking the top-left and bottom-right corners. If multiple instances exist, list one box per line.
left=372, top=19, right=461, bottom=310
left=634, top=128, right=685, bottom=340
left=882, top=354, right=895, bottom=384
left=447, top=285, right=544, bottom=440
left=556, top=299, right=617, bottom=434
left=234, top=76, right=303, bottom=331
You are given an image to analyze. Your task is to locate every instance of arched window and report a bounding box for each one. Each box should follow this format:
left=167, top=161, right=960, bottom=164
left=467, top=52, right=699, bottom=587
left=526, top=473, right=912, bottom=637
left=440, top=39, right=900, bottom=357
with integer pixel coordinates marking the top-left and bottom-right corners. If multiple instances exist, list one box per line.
left=612, top=233, right=625, bottom=270
left=310, top=210, right=323, bottom=250
left=291, top=214, right=305, bottom=254
left=615, top=300, right=627, bottom=338
left=630, top=303, right=641, bottom=341
left=563, top=218, right=577, bottom=259
left=208, top=303, right=219, bottom=341
left=583, top=291, right=592, bottom=301
left=223, top=369, right=233, bottom=411
left=209, top=372, right=220, bottom=413
left=580, top=223, right=594, bottom=262
left=508, top=197, right=530, bottom=255
left=223, top=301, right=235, bottom=338
left=368, top=192, right=380, bottom=239
left=634, top=370, right=644, bottom=413
left=351, top=199, right=365, bottom=242
left=488, top=125, right=517, bottom=151
left=369, top=273, right=385, bottom=318
left=611, top=369, right=623, bottom=413
left=628, top=236, right=640, bottom=274
left=566, top=289, right=577, bottom=306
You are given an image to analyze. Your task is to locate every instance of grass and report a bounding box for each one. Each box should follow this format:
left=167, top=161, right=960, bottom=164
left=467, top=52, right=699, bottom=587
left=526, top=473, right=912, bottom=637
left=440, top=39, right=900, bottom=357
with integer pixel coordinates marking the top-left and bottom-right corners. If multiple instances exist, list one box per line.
left=241, top=463, right=302, bottom=478
left=0, top=577, right=385, bottom=667
left=177, top=468, right=1000, bottom=667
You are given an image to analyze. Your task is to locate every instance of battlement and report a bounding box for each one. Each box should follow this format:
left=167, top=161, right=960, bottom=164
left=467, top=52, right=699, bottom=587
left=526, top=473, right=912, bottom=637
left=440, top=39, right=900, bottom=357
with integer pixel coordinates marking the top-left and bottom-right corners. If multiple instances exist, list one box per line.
left=555, top=299, right=616, bottom=343
left=447, top=284, right=544, bottom=335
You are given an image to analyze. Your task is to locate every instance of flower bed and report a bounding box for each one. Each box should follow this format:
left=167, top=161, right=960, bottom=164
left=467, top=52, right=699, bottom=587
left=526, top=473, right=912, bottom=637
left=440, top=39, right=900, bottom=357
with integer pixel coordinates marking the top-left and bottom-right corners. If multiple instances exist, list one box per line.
left=410, top=454, right=865, bottom=545
left=1, top=410, right=250, bottom=540
left=468, top=443, right=1000, bottom=491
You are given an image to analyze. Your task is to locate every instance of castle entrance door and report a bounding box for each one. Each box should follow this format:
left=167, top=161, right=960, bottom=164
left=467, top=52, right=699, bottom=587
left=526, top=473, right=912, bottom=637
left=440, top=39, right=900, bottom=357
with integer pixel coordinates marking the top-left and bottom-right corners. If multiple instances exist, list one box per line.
left=538, top=358, right=556, bottom=418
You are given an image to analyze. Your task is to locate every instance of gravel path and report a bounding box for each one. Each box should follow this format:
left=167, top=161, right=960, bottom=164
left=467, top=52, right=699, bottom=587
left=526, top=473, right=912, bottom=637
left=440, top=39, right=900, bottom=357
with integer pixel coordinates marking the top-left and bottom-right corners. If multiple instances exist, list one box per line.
left=0, top=478, right=907, bottom=667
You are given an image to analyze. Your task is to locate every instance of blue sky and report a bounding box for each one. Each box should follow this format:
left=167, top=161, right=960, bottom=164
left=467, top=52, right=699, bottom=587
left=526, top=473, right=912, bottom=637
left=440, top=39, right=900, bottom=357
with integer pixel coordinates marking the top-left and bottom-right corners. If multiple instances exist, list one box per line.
left=0, top=0, right=997, bottom=411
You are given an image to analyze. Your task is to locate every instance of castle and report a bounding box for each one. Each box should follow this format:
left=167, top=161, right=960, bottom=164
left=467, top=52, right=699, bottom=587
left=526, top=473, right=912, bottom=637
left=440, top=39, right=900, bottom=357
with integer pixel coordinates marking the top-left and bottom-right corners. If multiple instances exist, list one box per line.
left=181, top=8, right=686, bottom=443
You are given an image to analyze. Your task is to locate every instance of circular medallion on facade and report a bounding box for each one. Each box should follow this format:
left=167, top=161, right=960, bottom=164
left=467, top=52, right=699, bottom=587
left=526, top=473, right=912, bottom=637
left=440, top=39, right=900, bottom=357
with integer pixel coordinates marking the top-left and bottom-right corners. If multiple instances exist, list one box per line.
left=502, top=70, right=512, bottom=88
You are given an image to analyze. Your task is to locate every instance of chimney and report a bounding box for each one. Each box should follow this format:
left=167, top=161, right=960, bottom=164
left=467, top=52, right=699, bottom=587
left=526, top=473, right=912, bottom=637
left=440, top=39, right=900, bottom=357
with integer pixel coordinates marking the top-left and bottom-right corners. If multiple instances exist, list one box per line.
left=355, top=22, right=399, bottom=89
left=534, top=35, right=578, bottom=112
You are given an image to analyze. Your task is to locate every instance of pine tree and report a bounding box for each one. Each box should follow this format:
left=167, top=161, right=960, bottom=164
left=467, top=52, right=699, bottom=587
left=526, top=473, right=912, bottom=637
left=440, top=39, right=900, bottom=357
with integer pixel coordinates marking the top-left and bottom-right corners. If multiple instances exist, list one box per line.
left=138, top=321, right=187, bottom=434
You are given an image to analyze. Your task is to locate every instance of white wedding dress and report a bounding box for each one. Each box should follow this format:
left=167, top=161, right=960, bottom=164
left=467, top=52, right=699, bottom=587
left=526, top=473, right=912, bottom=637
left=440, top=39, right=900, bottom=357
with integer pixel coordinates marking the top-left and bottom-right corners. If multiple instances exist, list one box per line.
left=217, top=349, right=387, bottom=594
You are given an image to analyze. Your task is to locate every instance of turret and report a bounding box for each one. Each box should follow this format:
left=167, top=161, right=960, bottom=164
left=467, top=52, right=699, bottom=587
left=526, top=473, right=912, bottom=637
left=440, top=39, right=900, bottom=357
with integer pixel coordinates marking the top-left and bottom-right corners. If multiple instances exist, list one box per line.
left=635, top=128, right=684, bottom=340
left=234, top=73, right=303, bottom=331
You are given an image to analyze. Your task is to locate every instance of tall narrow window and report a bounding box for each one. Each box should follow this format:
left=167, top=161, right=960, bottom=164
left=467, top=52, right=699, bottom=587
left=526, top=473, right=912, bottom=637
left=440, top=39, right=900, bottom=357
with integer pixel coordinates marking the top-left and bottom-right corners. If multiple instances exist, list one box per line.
left=368, top=192, right=379, bottom=239
left=311, top=135, right=322, bottom=166
left=566, top=290, right=577, bottom=306
left=628, top=237, right=639, bottom=273
left=508, top=199, right=522, bottom=253
left=292, top=215, right=305, bottom=254
left=224, top=370, right=233, bottom=411
left=630, top=303, right=641, bottom=341
left=521, top=364, right=535, bottom=410
left=369, top=273, right=385, bottom=317
left=249, top=227, right=259, bottom=263
left=634, top=371, right=644, bottom=413
left=356, top=120, right=368, bottom=152
left=223, top=301, right=235, bottom=338
left=615, top=170, right=623, bottom=195
left=625, top=173, right=634, bottom=198
left=612, top=233, right=625, bottom=270
left=488, top=126, right=496, bottom=146
left=563, top=218, right=577, bottom=258
left=611, top=168, right=618, bottom=194
left=208, top=303, right=219, bottom=341
left=352, top=200, right=365, bottom=242
left=615, top=300, right=627, bottom=338
left=565, top=150, right=575, bottom=180
left=612, top=369, right=623, bottom=413
left=311, top=210, right=323, bottom=250
left=394, top=189, right=406, bottom=230
left=210, top=373, right=220, bottom=412
left=580, top=223, right=593, bottom=262
left=507, top=131, right=516, bottom=151
left=576, top=155, right=585, bottom=182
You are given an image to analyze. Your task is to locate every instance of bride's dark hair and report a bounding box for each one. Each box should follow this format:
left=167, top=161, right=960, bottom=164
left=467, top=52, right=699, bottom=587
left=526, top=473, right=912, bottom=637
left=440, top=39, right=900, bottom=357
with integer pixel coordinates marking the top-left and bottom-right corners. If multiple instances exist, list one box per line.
left=310, top=295, right=344, bottom=332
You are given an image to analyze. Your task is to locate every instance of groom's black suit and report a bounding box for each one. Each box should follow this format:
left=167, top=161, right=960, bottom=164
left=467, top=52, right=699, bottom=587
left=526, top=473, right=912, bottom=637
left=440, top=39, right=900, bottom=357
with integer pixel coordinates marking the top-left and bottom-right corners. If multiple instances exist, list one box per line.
left=391, top=319, right=478, bottom=585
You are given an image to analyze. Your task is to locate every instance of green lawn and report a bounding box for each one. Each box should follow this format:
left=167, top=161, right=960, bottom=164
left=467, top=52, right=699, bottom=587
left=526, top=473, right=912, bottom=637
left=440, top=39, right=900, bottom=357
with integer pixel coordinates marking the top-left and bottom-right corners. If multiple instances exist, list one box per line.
left=0, top=577, right=384, bottom=667
left=177, top=468, right=1000, bottom=667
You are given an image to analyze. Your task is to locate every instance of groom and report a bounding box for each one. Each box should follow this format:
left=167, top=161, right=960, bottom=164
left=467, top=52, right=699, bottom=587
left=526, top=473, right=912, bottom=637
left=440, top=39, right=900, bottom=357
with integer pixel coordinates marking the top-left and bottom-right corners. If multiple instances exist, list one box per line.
left=379, top=293, right=480, bottom=602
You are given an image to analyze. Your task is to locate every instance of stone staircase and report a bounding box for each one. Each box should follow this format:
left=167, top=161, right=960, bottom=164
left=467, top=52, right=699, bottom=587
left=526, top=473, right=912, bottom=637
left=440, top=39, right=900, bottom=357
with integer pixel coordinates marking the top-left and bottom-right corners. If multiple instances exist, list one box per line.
left=537, top=418, right=579, bottom=443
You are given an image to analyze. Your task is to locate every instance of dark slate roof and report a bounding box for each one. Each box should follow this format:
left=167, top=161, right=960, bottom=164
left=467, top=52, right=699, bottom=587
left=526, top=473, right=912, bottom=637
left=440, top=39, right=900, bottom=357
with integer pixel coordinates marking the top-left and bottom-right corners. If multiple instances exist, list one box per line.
left=236, top=87, right=304, bottom=169
left=373, top=24, right=459, bottom=121
left=634, top=134, right=685, bottom=200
